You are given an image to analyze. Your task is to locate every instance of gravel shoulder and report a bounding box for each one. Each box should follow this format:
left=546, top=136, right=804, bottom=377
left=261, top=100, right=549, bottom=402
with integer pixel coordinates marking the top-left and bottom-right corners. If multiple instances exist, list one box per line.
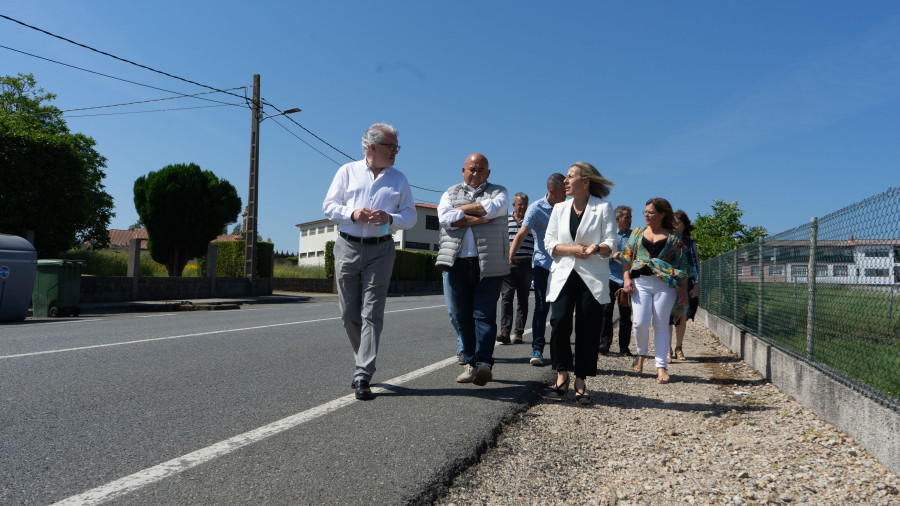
left=435, top=320, right=900, bottom=505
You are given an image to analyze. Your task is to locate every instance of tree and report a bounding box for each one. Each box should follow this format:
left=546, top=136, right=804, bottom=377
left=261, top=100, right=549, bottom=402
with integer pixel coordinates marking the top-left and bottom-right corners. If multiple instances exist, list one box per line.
left=133, top=163, right=241, bottom=276
left=230, top=223, right=242, bottom=235
left=0, top=73, right=114, bottom=256
left=692, top=200, right=767, bottom=261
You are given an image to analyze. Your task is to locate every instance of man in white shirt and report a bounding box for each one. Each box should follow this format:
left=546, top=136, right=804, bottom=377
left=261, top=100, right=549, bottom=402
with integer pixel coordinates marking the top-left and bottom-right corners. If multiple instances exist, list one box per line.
left=435, top=153, right=509, bottom=386
left=322, top=123, right=416, bottom=400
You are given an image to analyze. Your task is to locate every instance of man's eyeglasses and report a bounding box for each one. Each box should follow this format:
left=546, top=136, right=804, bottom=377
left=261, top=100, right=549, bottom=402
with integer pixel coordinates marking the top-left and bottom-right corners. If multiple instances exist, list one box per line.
left=378, top=143, right=401, bottom=152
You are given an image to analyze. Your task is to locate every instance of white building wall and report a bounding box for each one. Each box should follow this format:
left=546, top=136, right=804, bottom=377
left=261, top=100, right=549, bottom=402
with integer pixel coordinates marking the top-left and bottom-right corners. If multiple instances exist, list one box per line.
left=295, top=205, right=440, bottom=266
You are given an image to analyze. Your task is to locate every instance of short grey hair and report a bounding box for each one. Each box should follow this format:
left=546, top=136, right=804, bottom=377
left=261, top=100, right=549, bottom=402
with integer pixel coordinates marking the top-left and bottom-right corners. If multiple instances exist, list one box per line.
left=361, top=123, right=398, bottom=155
left=615, top=205, right=632, bottom=218
left=513, top=192, right=529, bottom=204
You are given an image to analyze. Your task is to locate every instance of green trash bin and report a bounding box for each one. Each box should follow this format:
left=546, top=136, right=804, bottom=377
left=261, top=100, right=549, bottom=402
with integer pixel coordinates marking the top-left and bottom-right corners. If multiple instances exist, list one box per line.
left=32, top=259, right=86, bottom=317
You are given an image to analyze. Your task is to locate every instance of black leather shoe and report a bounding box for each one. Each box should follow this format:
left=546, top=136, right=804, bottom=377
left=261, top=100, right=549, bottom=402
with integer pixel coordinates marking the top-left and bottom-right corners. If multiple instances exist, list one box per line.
left=620, top=349, right=634, bottom=357
left=355, top=380, right=374, bottom=400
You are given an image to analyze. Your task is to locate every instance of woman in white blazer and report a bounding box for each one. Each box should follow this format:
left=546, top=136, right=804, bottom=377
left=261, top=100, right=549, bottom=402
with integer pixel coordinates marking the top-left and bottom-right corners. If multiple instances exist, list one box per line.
left=544, top=161, right=616, bottom=404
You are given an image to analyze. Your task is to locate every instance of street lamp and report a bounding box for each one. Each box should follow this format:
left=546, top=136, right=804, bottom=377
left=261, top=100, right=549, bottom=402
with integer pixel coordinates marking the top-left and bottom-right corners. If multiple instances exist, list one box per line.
left=244, top=73, right=300, bottom=287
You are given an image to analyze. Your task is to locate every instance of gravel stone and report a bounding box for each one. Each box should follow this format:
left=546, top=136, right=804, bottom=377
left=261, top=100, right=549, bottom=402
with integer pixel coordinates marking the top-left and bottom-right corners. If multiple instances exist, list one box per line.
left=435, top=321, right=900, bottom=505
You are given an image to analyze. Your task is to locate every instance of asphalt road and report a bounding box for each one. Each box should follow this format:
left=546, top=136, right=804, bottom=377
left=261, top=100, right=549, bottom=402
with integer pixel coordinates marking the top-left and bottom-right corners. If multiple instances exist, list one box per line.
left=0, top=294, right=553, bottom=505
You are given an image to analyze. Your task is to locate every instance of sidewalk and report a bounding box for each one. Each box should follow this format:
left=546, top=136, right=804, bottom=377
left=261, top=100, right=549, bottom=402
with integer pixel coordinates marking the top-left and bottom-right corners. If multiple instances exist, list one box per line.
left=32, top=291, right=319, bottom=317
left=435, top=320, right=900, bottom=505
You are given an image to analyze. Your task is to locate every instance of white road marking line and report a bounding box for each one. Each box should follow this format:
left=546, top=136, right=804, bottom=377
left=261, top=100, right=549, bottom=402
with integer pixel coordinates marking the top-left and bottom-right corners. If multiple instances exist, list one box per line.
left=32, top=319, right=103, bottom=325
left=52, top=356, right=459, bottom=505
left=0, top=304, right=447, bottom=360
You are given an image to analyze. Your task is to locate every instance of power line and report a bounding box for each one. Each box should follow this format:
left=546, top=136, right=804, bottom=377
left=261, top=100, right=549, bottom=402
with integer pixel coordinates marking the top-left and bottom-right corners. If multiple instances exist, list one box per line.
left=0, top=14, right=449, bottom=195
left=59, top=89, right=245, bottom=113
left=64, top=104, right=233, bottom=117
left=261, top=99, right=355, bottom=162
left=270, top=117, right=343, bottom=166
left=0, top=44, right=246, bottom=107
left=411, top=184, right=444, bottom=193
left=0, top=14, right=248, bottom=101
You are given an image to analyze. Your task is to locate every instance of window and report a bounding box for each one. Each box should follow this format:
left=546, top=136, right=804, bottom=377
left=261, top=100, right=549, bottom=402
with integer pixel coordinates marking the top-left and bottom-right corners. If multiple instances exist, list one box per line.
left=327, top=225, right=335, bottom=232
left=864, top=268, right=889, bottom=277
left=833, top=265, right=848, bottom=276
left=769, top=265, right=784, bottom=276
left=316, top=250, right=324, bottom=257
left=406, top=241, right=430, bottom=250
left=737, top=265, right=744, bottom=275
left=895, top=266, right=900, bottom=283
left=433, top=244, right=440, bottom=251
left=299, top=252, right=307, bottom=258
left=301, top=229, right=308, bottom=236
left=815, top=265, right=828, bottom=277
left=750, top=265, right=760, bottom=276
left=426, top=215, right=439, bottom=231
left=791, top=265, right=808, bottom=277
left=863, top=248, right=889, bottom=257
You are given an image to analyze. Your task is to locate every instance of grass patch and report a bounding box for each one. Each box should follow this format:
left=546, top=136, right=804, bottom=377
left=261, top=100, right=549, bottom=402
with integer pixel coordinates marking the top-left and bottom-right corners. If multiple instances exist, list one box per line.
left=702, top=279, right=900, bottom=402
left=59, top=249, right=203, bottom=277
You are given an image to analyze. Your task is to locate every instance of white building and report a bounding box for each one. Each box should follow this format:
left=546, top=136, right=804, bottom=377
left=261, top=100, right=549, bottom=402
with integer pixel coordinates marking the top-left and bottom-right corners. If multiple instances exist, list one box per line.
left=295, top=203, right=440, bottom=266
left=735, top=239, right=900, bottom=285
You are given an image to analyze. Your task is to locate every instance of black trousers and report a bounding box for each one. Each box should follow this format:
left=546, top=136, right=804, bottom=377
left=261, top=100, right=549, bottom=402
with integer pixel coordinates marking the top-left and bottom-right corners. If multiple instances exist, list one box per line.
left=600, top=280, right=633, bottom=352
left=549, top=272, right=601, bottom=378
left=499, top=262, right=533, bottom=336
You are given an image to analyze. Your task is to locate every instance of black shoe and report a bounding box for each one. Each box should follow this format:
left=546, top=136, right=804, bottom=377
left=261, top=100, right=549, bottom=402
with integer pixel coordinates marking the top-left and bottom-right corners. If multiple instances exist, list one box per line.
left=620, top=349, right=634, bottom=357
left=355, top=380, right=374, bottom=400
left=598, top=348, right=610, bottom=356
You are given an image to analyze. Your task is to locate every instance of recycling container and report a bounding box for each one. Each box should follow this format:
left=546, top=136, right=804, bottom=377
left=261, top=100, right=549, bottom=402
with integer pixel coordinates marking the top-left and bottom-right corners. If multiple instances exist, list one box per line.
left=31, top=259, right=86, bottom=317
left=0, top=235, right=38, bottom=322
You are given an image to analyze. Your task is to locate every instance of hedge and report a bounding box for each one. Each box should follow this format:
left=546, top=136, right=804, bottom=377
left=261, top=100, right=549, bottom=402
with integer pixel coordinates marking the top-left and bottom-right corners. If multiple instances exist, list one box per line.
left=199, top=240, right=274, bottom=277
left=324, top=244, right=441, bottom=281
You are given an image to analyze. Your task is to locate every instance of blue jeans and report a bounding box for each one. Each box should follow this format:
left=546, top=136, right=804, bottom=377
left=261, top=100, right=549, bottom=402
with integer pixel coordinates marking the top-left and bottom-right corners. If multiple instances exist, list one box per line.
left=446, top=259, right=503, bottom=367
left=442, top=272, right=463, bottom=355
left=531, top=266, right=550, bottom=353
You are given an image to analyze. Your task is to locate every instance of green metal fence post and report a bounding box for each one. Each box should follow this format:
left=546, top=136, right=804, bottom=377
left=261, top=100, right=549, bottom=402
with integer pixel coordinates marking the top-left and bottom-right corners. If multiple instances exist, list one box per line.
left=733, top=248, right=739, bottom=325
left=758, top=237, right=764, bottom=336
left=807, top=217, right=818, bottom=360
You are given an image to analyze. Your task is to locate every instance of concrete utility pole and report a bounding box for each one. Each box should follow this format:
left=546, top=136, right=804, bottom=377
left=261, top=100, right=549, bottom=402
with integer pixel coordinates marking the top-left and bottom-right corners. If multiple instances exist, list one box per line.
left=244, top=74, right=300, bottom=284
left=245, top=74, right=262, bottom=283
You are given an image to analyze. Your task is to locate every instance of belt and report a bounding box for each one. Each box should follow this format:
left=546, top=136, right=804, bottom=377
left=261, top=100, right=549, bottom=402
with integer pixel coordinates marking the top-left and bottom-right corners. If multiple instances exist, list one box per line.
left=511, top=258, right=531, bottom=264
left=339, top=231, right=392, bottom=245
left=457, top=256, right=479, bottom=262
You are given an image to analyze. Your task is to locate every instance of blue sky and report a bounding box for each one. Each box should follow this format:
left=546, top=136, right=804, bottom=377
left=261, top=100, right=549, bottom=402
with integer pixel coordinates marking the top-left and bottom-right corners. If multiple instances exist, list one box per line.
left=3, top=1, right=899, bottom=253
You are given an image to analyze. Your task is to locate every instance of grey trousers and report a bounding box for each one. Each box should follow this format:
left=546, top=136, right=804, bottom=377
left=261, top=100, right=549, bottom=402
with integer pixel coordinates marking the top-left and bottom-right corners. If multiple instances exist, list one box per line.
left=334, top=236, right=396, bottom=383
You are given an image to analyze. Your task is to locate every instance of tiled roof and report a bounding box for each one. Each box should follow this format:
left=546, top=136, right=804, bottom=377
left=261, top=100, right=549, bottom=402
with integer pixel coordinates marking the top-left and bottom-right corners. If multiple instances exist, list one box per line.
left=108, top=229, right=148, bottom=249
left=212, top=234, right=242, bottom=243
left=106, top=229, right=242, bottom=249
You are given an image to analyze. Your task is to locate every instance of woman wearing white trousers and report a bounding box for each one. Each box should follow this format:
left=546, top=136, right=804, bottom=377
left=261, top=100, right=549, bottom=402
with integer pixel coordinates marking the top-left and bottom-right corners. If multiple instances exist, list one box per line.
left=620, top=198, right=691, bottom=383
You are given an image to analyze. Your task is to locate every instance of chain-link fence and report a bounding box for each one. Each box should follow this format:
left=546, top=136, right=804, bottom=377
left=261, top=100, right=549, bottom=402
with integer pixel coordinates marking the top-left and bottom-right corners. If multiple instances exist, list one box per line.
left=699, top=187, right=900, bottom=411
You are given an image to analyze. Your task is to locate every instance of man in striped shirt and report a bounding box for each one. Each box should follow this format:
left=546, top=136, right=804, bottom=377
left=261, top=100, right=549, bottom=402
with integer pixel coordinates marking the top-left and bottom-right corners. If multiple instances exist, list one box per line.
left=498, top=192, right=534, bottom=345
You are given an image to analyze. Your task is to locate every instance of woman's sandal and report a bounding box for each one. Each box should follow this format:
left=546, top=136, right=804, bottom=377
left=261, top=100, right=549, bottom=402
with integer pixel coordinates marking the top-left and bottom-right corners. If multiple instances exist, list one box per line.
left=657, top=367, right=670, bottom=384
left=674, top=347, right=685, bottom=361
left=574, top=378, right=591, bottom=405
left=632, top=355, right=645, bottom=375
left=545, top=373, right=570, bottom=399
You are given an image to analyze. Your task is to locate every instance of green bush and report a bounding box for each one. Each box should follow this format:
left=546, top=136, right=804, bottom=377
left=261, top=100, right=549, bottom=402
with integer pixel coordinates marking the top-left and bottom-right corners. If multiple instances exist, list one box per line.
left=325, top=240, right=335, bottom=279
left=392, top=250, right=441, bottom=281
left=200, top=240, right=274, bottom=277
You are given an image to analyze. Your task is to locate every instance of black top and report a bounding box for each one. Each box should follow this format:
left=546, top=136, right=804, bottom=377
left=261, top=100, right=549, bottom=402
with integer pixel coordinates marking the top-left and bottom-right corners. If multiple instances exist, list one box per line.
left=569, top=207, right=583, bottom=240
left=631, top=235, right=668, bottom=278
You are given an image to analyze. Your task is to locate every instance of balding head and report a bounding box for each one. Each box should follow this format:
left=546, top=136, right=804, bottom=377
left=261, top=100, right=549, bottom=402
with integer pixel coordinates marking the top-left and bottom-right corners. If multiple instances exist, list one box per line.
left=462, top=153, right=490, bottom=188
